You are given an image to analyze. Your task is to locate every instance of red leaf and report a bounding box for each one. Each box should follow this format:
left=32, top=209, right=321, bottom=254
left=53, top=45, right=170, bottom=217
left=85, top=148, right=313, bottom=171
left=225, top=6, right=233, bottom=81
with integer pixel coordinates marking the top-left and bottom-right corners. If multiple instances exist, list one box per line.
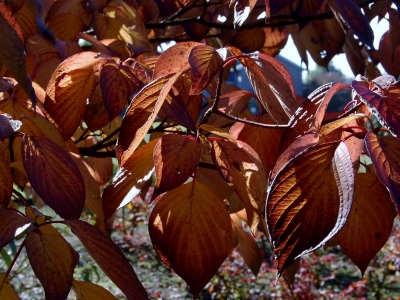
left=65, top=219, right=148, bottom=299
left=149, top=180, right=232, bottom=298
left=0, top=2, right=36, bottom=108
left=211, top=139, right=267, bottom=233
left=0, top=154, right=13, bottom=206
left=21, top=135, right=85, bottom=219
left=241, top=53, right=298, bottom=123
left=266, top=141, right=354, bottom=275
left=189, top=45, right=223, bottom=95
left=0, top=208, right=32, bottom=249
left=365, top=132, right=400, bottom=210
left=153, top=134, right=201, bottom=195
left=230, top=115, right=283, bottom=175
left=333, top=0, right=374, bottom=48
left=152, top=42, right=203, bottom=80
left=116, top=73, right=181, bottom=165
left=353, top=78, right=400, bottom=137
left=44, top=52, right=106, bottom=140
left=336, top=172, right=396, bottom=275
left=102, top=139, right=158, bottom=221
left=100, top=61, right=141, bottom=121
left=280, top=82, right=335, bottom=152
left=25, top=225, right=79, bottom=300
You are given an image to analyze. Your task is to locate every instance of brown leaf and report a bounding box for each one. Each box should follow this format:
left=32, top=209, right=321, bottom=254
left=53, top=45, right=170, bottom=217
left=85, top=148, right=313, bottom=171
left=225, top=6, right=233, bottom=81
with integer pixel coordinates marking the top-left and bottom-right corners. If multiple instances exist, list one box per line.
left=377, top=32, right=400, bottom=77
left=271, top=133, right=319, bottom=180
left=365, top=132, right=400, bottom=210
left=47, top=13, right=84, bottom=42
left=86, top=156, right=114, bottom=189
left=73, top=280, right=117, bottom=300
left=332, top=0, right=374, bottom=48
left=230, top=28, right=266, bottom=53
left=266, top=141, right=354, bottom=275
left=0, top=155, right=12, bottom=206
left=69, top=153, right=104, bottom=226
left=353, top=79, right=400, bottom=137
left=0, top=2, right=36, bottom=108
left=230, top=115, right=283, bottom=175
left=116, top=73, right=181, bottom=165
left=149, top=180, right=232, bottom=298
left=200, top=124, right=237, bottom=144
left=154, top=134, right=201, bottom=195
left=211, top=139, right=267, bottom=233
left=280, top=82, right=332, bottom=152
left=241, top=53, right=298, bottom=123
left=189, top=45, right=223, bottom=95
left=260, top=27, right=289, bottom=56
left=65, top=219, right=148, bottom=299
left=231, top=214, right=262, bottom=276
left=336, top=172, right=396, bottom=275
left=100, top=61, right=141, bottom=121
left=92, top=0, right=149, bottom=48
left=0, top=273, right=19, bottom=299
left=21, top=135, right=85, bottom=219
left=25, top=225, right=79, bottom=300
left=152, top=42, right=202, bottom=79
left=0, top=208, right=32, bottom=248
left=45, top=52, right=106, bottom=140
left=102, top=139, right=158, bottom=221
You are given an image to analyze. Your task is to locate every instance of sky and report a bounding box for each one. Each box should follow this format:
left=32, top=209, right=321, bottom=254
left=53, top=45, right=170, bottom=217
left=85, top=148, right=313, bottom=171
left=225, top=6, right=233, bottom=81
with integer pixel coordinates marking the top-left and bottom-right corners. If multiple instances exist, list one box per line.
left=279, top=17, right=390, bottom=78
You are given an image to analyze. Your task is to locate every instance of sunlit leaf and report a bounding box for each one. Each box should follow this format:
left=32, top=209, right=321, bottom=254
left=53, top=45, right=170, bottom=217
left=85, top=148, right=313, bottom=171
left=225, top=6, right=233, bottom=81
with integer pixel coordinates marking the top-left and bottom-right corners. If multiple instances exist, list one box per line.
left=116, top=73, right=181, bottom=165
left=73, top=280, right=117, bottom=300
left=92, top=0, right=149, bottom=48
left=211, top=139, right=267, bottom=233
left=149, top=180, right=232, bottom=298
left=47, top=13, right=83, bottom=42
left=21, top=135, right=85, bottom=219
left=153, top=42, right=202, bottom=79
left=280, top=82, right=332, bottom=152
left=231, top=214, right=262, bottom=276
left=44, top=52, right=106, bottom=140
left=25, top=225, right=79, bottom=300
left=365, top=132, right=400, bottom=210
left=86, top=156, right=114, bottom=189
left=0, top=208, right=32, bottom=248
left=241, top=53, right=298, bottom=123
left=200, top=124, right=237, bottom=144
left=189, top=45, right=223, bottom=95
left=266, top=141, right=353, bottom=275
left=65, top=219, right=148, bottom=299
left=103, top=139, right=158, bottom=221
left=230, top=115, right=282, bottom=175
left=153, top=134, right=201, bottom=195
left=260, top=27, right=289, bottom=56
left=336, top=172, right=396, bottom=275
left=353, top=78, right=400, bottom=137
left=69, top=153, right=104, bottom=227
left=100, top=61, right=141, bottom=121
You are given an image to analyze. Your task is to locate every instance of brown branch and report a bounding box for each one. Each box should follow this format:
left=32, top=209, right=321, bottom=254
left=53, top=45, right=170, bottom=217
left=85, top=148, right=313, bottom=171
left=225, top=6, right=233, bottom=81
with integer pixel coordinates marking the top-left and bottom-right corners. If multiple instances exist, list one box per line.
left=214, top=110, right=289, bottom=128
left=145, top=11, right=335, bottom=30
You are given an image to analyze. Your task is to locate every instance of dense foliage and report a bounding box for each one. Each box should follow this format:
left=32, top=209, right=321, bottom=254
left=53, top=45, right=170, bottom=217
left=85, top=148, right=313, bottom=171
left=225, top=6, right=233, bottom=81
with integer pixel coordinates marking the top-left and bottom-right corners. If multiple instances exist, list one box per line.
left=1, top=0, right=400, bottom=299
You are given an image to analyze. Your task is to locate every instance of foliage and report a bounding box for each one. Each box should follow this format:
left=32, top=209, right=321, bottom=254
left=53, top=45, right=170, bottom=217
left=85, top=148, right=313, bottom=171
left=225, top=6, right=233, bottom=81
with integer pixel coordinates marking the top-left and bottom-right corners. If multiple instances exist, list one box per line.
left=1, top=0, right=400, bottom=299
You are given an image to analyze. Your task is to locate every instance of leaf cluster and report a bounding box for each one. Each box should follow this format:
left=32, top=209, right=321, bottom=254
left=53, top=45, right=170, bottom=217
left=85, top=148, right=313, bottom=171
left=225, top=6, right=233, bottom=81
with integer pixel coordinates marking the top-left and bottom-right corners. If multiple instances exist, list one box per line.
left=0, top=0, right=400, bottom=299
